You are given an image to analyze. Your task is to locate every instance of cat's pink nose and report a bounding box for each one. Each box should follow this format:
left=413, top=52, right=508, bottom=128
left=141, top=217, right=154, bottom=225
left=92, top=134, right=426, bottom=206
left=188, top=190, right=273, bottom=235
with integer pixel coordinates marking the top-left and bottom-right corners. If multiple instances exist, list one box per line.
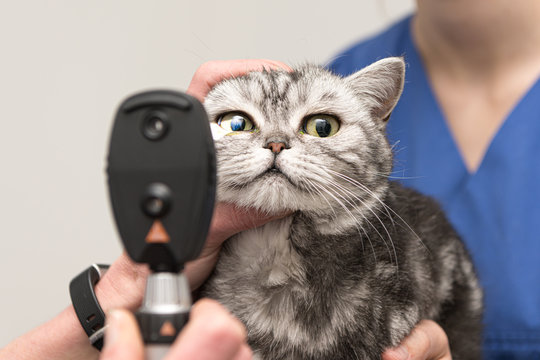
left=267, top=142, right=286, bottom=154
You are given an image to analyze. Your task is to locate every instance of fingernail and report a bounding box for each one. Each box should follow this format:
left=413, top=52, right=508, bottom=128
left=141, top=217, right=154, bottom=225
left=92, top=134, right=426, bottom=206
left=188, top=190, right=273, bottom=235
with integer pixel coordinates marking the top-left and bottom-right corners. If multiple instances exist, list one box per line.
left=386, top=345, right=410, bottom=360
left=103, top=309, right=123, bottom=349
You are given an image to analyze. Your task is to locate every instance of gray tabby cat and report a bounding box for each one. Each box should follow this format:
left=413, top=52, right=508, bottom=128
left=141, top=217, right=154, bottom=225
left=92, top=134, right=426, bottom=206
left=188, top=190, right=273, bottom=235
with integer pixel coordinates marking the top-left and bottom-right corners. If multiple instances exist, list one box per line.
left=201, top=58, right=483, bottom=360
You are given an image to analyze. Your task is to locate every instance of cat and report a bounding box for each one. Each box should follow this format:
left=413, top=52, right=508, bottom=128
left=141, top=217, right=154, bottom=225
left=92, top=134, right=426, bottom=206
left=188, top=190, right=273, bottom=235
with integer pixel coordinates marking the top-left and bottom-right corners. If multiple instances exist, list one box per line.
left=201, top=57, right=483, bottom=360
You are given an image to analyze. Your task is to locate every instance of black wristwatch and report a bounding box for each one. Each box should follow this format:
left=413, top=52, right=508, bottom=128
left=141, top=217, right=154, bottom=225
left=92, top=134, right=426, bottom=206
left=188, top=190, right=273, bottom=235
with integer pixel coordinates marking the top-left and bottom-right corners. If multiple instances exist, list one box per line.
left=69, top=264, right=110, bottom=351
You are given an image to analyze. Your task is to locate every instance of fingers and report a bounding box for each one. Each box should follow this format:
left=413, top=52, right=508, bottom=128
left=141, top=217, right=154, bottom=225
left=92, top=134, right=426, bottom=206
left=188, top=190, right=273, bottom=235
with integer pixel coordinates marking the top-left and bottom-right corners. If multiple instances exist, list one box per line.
left=95, top=252, right=150, bottom=312
left=164, top=298, right=251, bottom=360
left=208, top=203, right=292, bottom=247
left=382, top=320, right=451, bottom=360
left=101, top=300, right=252, bottom=360
left=187, top=59, right=292, bottom=102
left=100, top=309, right=144, bottom=360
left=232, top=344, right=254, bottom=360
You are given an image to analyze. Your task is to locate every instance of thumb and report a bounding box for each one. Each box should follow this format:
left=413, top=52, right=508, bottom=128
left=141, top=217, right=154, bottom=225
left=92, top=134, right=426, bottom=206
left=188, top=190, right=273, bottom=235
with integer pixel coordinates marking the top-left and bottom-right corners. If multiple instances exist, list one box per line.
left=100, top=309, right=145, bottom=360
left=382, top=320, right=451, bottom=360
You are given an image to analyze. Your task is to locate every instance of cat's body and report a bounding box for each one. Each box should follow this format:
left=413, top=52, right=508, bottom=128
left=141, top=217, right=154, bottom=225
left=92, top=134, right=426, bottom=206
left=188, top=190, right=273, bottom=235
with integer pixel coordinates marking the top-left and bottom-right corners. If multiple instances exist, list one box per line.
left=201, top=58, right=483, bottom=359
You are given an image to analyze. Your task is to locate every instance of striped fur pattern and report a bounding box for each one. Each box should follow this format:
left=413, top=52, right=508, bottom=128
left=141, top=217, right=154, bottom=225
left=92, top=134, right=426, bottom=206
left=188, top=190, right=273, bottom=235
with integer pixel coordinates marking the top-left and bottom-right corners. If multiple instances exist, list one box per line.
left=201, top=58, right=483, bottom=359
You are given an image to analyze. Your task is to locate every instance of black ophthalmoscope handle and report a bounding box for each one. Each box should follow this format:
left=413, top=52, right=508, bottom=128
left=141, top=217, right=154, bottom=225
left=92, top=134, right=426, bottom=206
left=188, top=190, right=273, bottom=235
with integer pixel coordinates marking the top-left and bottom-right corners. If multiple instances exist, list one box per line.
left=107, top=90, right=216, bottom=271
left=106, top=90, right=216, bottom=358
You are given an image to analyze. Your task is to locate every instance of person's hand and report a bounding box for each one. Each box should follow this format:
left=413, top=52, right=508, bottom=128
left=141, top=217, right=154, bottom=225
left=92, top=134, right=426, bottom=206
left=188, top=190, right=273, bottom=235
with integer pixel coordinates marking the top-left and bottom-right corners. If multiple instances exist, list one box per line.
left=186, top=59, right=292, bottom=103
left=382, top=320, right=451, bottom=360
left=100, top=299, right=252, bottom=360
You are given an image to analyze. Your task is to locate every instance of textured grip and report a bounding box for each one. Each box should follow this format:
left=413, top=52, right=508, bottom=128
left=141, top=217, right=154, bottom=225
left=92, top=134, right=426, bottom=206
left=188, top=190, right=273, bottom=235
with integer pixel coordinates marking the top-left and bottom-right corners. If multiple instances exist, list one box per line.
left=136, top=272, right=192, bottom=350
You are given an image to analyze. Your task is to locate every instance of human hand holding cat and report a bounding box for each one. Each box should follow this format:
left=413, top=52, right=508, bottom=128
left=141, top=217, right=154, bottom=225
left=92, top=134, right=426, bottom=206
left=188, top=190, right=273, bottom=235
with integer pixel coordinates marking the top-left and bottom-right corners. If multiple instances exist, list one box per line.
left=186, top=59, right=292, bottom=103
left=382, top=320, right=451, bottom=360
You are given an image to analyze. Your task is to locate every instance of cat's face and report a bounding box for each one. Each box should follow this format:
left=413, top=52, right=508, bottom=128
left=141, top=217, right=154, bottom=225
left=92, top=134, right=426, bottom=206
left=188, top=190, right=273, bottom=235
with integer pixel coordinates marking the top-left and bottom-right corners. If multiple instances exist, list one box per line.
left=204, top=58, right=405, bottom=219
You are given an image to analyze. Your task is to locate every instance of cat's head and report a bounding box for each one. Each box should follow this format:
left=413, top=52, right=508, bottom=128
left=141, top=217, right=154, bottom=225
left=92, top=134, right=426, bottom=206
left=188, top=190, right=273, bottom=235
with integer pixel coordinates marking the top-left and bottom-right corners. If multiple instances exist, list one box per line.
left=204, top=57, right=405, bottom=221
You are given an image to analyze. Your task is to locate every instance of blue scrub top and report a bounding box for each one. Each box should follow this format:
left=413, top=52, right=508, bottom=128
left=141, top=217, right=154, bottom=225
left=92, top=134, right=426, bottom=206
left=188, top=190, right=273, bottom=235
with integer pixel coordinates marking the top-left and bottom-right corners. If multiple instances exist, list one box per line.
left=329, top=15, right=540, bottom=359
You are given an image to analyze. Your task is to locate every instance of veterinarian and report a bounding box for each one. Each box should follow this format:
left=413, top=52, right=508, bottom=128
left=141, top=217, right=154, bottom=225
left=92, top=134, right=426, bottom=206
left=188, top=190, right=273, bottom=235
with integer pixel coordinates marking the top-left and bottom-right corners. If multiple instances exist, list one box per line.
left=329, top=1, right=540, bottom=359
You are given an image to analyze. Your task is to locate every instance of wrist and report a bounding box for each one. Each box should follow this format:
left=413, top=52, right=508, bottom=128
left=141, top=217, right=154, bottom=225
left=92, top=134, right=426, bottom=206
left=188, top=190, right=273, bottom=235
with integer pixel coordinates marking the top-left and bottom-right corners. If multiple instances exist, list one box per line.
left=0, top=305, right=99, bottom=360
left=0, top=256, right=148, bottom=360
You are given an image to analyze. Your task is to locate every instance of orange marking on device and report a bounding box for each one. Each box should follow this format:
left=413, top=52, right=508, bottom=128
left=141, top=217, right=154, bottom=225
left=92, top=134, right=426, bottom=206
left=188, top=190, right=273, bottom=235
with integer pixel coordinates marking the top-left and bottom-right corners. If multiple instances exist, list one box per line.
left=159, top=321, right=176, bottom=337
left=145, top=220, right=170, bottom=243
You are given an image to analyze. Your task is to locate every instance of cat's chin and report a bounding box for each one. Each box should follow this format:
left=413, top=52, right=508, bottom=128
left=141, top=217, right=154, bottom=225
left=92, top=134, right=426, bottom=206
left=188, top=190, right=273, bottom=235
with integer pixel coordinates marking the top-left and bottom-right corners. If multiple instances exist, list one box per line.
left=217, top=173, right=313, bottom=214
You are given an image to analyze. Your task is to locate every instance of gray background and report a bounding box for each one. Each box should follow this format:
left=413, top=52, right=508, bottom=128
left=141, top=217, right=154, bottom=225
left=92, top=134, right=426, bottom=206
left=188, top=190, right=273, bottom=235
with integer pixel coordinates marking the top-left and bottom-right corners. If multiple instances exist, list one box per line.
left=0, top=0, right=414, bottom=347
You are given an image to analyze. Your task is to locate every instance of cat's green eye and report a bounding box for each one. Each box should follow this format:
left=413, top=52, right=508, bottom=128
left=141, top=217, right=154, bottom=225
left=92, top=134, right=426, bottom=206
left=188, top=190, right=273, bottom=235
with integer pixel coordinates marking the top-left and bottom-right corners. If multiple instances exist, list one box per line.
left=303, top=115, right=340, bottom=137
left=218, top=112, right=255, bottom=132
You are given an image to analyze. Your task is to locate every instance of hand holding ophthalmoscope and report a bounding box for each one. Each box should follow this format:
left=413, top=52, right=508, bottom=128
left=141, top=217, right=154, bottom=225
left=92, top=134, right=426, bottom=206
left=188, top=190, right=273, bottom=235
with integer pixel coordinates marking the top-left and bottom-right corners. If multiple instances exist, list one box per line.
left=100, top=299, right=252, bottom=360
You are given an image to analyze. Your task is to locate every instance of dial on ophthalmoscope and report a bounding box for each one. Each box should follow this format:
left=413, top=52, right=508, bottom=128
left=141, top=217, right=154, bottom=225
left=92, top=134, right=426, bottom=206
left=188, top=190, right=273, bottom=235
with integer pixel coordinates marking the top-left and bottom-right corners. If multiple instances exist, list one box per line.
left=107, top=90, right=216, bottom=359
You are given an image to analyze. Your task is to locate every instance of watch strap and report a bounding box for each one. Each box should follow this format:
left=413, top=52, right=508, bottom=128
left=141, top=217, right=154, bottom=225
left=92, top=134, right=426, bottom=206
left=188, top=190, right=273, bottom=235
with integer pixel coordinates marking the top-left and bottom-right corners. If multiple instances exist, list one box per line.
left=69, top=264, right=110, bottom=351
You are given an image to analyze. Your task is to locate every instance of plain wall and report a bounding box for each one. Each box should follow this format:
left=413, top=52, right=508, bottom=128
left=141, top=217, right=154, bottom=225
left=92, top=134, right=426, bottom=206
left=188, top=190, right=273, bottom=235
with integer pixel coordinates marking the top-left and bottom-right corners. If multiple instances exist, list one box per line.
left=0, top=0, right=414, bottom=347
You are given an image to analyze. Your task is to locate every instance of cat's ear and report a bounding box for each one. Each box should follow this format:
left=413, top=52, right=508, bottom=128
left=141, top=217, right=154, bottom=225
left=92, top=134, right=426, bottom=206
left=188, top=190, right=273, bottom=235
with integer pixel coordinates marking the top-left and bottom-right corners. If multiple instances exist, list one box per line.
left=345, top=57, right=405, bottom=123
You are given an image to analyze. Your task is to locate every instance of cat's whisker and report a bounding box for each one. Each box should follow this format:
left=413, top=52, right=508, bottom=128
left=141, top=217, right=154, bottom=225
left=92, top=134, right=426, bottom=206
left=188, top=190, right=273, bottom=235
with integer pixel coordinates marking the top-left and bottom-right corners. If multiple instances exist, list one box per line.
left=304, top=177, right=371, bottom=256
left=327, top=171, right=398, bottom=224
left=218, top=160, right=266, bottom=174
left=328, top=169, right=429, bottom=253
left=294, top=162, right=381, bottom=258
left=325, top=170, right=389, bottom=209
left=385, top=175, right=423, bottom=180
left=320, top=183, right=372, bottom=255
left=302, top=179, right=320, bottom=204
left=309, top=179, right=357, bottom=224
left=362, top=170, right=424, bottom=181
left=304, top=178, right=338, bottom=219
left=324, top=184, right=375, bottom=258
left=323, top=177, right=398, bottom=267
left=325, top=169, right=397, bottom=231
left=309, top=177, right=376, bottom=261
